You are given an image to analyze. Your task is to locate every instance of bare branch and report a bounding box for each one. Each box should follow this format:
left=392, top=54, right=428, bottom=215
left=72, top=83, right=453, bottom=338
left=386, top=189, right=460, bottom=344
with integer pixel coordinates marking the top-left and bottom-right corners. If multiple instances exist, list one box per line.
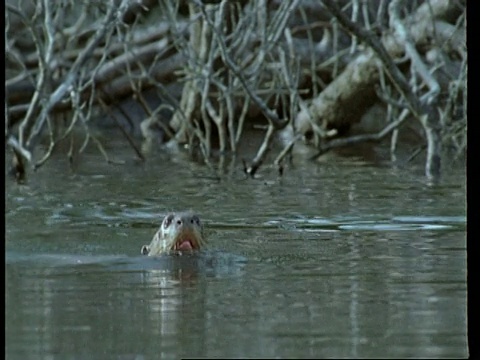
left=320, top=0, right=424, bottom=117
left=244, top=124, right=275, bottom=177
left=389, top=0, right=440, bottom=104
left=194, top=0, right=289, bottom=130
left=310, top=108, right=411, bottom=159
left=26, top=0, right=132, bottom=152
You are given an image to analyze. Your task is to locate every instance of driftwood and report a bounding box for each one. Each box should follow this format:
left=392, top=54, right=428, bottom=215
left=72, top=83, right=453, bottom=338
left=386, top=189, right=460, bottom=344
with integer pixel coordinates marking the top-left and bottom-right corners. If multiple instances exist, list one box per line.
left=292, top=0, right=465, bottom=178
left=5, top=0, right=466, bottom=180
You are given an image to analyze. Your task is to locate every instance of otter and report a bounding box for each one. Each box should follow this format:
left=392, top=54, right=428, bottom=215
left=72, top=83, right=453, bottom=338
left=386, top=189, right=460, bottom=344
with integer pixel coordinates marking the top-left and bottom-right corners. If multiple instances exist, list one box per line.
left=141, top=212, right=205, bottom=256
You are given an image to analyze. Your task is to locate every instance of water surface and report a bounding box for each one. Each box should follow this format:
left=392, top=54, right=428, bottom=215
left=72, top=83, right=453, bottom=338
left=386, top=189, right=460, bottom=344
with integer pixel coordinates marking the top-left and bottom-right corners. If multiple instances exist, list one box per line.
left=5, top=137, right=467, bottom=359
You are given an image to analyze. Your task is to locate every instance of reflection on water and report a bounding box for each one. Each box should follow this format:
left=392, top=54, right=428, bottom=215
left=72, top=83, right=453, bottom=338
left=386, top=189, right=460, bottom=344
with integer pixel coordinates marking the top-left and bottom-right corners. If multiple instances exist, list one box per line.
left=5, top=139, right=467, bottom=358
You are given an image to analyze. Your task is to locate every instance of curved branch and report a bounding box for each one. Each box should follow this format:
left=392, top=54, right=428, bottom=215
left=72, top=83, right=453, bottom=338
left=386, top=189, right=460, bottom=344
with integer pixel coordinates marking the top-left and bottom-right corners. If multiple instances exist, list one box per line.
left=25, top=0, right=132, bottom=152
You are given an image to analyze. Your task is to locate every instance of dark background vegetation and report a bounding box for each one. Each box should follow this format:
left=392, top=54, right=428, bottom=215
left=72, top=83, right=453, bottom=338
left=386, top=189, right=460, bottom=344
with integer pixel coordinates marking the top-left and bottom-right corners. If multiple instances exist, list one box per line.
left=5, top=0, right=466, bottom=180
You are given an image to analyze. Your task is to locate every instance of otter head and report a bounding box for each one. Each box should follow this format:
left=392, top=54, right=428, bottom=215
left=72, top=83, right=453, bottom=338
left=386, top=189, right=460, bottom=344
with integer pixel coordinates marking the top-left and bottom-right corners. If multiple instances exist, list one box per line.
left=141, top=212, right=205, bottom=256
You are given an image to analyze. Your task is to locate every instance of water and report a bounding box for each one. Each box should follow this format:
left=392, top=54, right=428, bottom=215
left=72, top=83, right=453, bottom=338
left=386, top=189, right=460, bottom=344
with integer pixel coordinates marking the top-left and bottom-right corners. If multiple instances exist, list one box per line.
left=5, top=135, right=467, bottom=359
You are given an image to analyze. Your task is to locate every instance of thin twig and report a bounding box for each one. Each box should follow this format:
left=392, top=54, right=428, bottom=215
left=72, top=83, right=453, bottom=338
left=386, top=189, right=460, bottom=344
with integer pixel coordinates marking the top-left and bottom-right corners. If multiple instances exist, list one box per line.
left=97, top=97, right=145, bottom=161
left=244, top=124, right=275, bottom=177
left=26, top=0, right=132, bottom=152
left=310, top=108, right=411, bottom=160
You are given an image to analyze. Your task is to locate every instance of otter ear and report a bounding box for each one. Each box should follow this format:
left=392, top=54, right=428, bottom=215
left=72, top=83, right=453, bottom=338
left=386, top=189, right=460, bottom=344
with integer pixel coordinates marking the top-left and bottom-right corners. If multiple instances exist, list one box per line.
left=141, top=245, right=150, bottom=255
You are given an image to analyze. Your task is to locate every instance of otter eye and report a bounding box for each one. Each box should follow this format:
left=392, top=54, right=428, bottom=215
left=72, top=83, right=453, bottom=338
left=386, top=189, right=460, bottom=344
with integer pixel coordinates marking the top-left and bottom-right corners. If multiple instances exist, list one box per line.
left=191, top=216, right=200, bottom=225
left=163, top=214, right=174, bottom=229
left=176, top=219, right=182, bottom=225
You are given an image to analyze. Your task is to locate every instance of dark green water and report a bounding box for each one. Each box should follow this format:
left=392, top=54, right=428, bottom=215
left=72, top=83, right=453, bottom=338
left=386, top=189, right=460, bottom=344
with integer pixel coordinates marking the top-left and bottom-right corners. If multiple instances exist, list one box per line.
left=5, top=137, right=467, bottom=359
